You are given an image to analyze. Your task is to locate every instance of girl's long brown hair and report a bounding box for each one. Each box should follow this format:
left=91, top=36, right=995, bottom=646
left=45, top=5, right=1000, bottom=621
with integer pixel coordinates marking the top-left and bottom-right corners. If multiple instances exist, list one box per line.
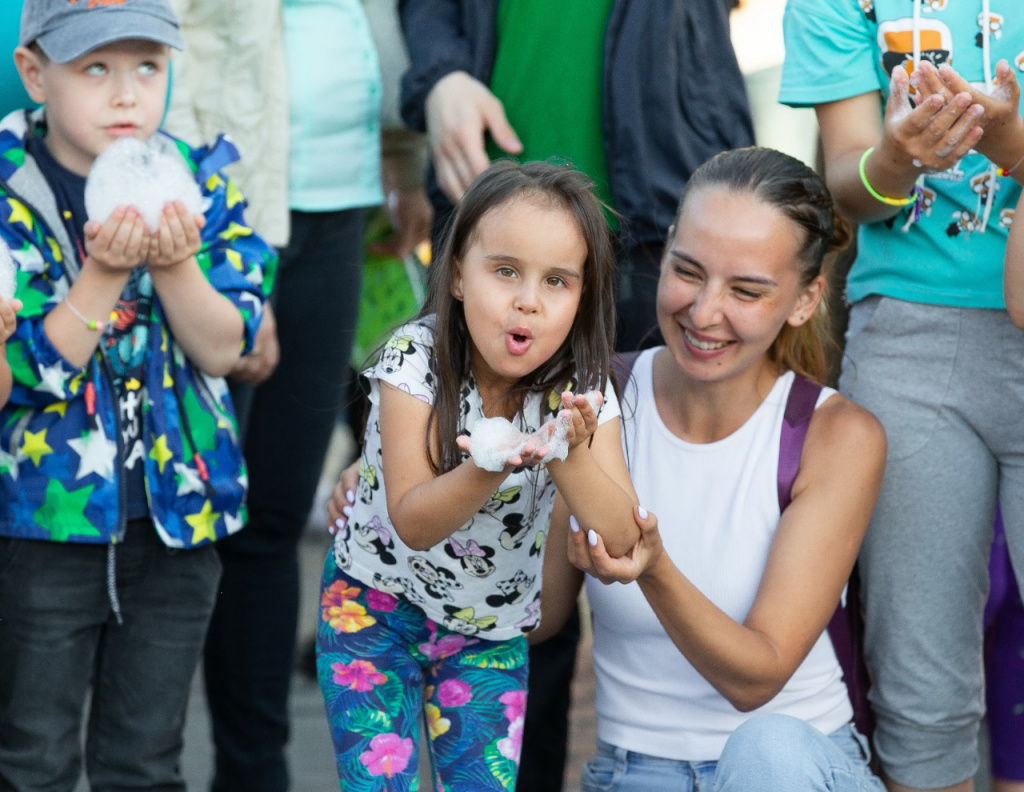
left=674, top=147, right=851, bottom=383
left=417, top=160, right=616, bottom=474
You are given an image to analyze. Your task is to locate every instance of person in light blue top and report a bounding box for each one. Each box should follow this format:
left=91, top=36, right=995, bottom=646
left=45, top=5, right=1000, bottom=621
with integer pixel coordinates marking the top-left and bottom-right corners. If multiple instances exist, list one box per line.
left=165, top=2, right=384, bottom=790
left=213, top=2, right=382, bottom=790
left=284, top=0, right=382, bottom=212
left=781, top=3, right=1024, bottom=791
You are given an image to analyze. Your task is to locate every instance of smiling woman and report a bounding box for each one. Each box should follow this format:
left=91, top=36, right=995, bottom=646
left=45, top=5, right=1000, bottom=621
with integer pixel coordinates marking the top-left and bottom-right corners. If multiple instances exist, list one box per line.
left=655, top=147, right=848, bottom=399
left=546, top=147, right=888, bottom=792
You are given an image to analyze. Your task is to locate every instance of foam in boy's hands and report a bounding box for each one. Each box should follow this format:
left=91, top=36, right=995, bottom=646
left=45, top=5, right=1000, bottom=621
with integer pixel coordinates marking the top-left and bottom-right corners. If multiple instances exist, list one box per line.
left=0, top=237, right=16, bottom=300
left=467, top=390, right=603, bottom=472
left=85, top=137, right=203, bottom=233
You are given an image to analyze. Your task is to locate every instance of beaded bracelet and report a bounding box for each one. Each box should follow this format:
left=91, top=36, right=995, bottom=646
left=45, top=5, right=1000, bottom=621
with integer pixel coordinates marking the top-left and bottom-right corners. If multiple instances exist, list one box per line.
left=997, top=151, right=1024, bottom=178
left=65, top=297, right=107, bottom=332
left=858, top=147, right=917, bottom=206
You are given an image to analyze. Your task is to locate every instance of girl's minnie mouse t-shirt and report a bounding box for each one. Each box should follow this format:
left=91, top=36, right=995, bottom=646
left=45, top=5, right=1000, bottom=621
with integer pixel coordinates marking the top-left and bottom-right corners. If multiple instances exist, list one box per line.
left=334, top=316, right=619, bottom=641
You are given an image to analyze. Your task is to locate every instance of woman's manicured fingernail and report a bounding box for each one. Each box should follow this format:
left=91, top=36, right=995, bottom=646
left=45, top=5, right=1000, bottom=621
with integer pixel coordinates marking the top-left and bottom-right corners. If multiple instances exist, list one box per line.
left=637, top=506, right=648, bottom=520
left=569, top=515, right=579, bottom=533
left=335, top=518, right=346, bottom=530
left=346, top=489, right=355, bottom=504
left=342, top=505, right=353, bottom=518
left=588, top=529, right=598, bottom=547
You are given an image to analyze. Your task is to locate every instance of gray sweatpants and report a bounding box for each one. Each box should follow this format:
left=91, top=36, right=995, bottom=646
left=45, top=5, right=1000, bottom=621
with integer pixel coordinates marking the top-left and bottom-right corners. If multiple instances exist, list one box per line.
left=840, top=296, right=1024, bottom=789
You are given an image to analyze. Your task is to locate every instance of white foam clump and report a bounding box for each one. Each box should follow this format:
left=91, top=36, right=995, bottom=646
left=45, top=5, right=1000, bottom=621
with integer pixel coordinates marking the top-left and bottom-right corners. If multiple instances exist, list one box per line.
left=0, top=236, right=16, bottom=300
left=468, top=390, right=603, bottom=472
left=85, top=137, right=203, bottom=233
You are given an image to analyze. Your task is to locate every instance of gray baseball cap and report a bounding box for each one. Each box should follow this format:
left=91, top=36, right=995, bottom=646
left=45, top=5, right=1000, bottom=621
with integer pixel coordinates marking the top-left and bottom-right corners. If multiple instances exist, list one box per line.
left=20, top=0, right=185, bottom=64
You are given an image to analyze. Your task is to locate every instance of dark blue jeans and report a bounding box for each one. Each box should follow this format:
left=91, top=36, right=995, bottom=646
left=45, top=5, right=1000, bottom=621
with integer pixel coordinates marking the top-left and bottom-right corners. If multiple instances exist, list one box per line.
left=0, top=521, right=221, bottom=792
left=204, top=208, right=365, bottom=792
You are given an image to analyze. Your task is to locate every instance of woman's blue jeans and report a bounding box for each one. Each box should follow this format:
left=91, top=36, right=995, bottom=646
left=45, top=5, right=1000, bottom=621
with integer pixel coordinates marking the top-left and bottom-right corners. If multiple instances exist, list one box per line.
left=581, top=714, right=885, bottom=792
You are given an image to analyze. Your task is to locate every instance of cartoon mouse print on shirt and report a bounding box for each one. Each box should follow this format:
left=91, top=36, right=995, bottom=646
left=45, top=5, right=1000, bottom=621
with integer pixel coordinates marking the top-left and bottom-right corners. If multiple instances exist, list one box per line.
left=408, top=555, right=464, bottom=601
left=442, top=605, right=498, bottom=636
left=352, top=515, right=397, bottom=565
left=378, top=333, right=418, bottom=375
left=445, top=534, right=497, bottom=577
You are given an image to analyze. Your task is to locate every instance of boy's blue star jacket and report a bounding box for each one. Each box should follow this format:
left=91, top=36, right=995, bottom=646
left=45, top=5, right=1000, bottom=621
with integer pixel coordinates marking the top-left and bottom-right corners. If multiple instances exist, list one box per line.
left=0, top=108, right=278, bottom=548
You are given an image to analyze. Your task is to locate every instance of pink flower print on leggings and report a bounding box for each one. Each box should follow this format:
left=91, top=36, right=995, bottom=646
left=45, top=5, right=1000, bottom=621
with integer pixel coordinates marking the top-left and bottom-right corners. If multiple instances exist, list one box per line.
left=496, top=689, right=526, bottom=762
left=331, top=659, right=387, bottom=692
left=359, top=733, right=413, bottom=778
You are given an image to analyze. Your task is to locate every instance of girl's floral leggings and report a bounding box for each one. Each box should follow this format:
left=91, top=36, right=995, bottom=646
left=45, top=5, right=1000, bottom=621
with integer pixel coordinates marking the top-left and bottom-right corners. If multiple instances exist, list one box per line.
left=317, top=554, right=530, bottom=792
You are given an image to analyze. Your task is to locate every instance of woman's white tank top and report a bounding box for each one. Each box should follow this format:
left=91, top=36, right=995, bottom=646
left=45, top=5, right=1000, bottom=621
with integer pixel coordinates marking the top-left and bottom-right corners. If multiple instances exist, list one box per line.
left=585, top=349, right=853, bottom=761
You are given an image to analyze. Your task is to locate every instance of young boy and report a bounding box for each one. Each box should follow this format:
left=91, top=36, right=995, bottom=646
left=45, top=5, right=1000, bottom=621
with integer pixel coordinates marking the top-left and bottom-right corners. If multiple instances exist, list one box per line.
left=0, top=1, right=276, bottom=789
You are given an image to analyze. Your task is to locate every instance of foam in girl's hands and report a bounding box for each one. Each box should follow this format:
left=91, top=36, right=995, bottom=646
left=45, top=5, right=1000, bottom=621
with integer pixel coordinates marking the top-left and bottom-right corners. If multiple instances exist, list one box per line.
left=466, top=417, right=529, bottom=472
left=467, top=390, right=604, bottom=471
left=84, top=137, right=204, bottom=233
left=0, top=237, right=15, bottom=300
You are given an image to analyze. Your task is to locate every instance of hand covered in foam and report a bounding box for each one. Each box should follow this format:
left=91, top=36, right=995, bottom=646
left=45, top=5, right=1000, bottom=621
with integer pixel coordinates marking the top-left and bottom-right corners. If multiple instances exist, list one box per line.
left=146, top=200, right=206, bottom=269
left=548, top=389, right=605, bottom=460
left=463, top=389, right=603, bottom=472
left=85, top=137, right=204, bottom=234
left=83, top=206, right=151, bottom=273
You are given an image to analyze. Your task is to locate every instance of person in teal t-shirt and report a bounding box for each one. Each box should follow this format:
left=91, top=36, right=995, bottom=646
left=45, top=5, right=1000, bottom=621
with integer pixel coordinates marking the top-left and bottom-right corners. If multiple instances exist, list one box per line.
left=781, top=3, right=1024, bottom=791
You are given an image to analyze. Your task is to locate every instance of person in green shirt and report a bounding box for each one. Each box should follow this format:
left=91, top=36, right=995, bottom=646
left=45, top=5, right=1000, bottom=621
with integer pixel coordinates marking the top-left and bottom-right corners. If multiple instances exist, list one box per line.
left=404, top=0, right=753, bottom=354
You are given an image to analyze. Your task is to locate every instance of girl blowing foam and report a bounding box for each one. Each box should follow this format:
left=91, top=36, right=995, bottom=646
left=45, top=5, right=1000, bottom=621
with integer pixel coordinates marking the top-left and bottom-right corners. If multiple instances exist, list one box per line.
left=317, top=160, right=638, bottom=791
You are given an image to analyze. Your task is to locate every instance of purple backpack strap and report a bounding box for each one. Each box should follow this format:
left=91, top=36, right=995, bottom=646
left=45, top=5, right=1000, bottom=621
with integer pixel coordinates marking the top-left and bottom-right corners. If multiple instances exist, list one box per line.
left=777, top=375, right=875, bottom=741
left=828, top=569, right=874, bottom=739
left=777, top=375, right=822, bottom=513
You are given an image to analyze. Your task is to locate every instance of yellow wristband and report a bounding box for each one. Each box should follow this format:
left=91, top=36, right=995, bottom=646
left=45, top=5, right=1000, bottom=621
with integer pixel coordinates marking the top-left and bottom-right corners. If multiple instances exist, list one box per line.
left=859, top=147, right=916, bottom=206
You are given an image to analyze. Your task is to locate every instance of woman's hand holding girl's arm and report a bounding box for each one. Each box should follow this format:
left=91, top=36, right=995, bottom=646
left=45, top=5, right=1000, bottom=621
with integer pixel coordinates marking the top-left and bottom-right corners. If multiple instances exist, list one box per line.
left=573, top=397, right=885, bottom=713
left=816, top=67, right=984, bottom=225
left=546, top=395, right=639, bottom=558
left=567, top=504, right=664, bottom=586
left=326, top=460, right=360, bottom=536
left=381, top=383, right=518, bottom=550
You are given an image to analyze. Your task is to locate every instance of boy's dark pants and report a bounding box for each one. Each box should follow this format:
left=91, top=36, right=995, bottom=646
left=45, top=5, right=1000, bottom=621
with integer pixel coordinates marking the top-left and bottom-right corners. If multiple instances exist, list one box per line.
left=203, top=208, right=364, bottom=792
left=0, top=520, right=221, bottom=792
